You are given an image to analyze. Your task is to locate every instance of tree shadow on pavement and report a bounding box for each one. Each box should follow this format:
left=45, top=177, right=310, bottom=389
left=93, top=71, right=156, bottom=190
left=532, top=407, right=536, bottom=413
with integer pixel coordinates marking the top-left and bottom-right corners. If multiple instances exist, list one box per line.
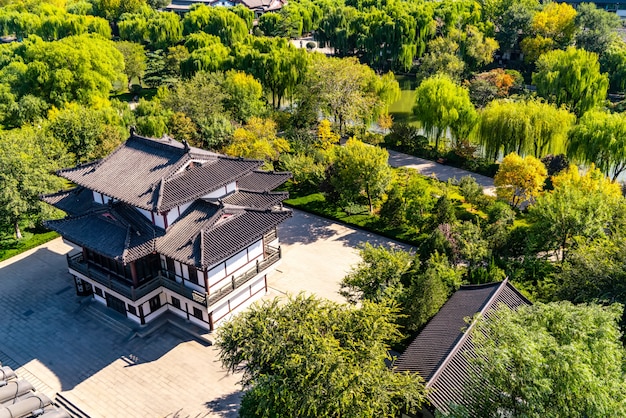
left=205, top=391, right=242, bottom=417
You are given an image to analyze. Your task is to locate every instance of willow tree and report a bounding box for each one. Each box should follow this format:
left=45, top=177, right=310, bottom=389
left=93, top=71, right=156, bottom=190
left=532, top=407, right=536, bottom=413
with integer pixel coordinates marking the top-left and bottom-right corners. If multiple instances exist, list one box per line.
left=477, top=98, right=575, bottom=161
left=182, top=4, right=248, bottom=46
left=533, top=47, right=608, bottom=117
left=567, top=110, right=626, bottom=180
left=413, top=74, right=477, bottom=150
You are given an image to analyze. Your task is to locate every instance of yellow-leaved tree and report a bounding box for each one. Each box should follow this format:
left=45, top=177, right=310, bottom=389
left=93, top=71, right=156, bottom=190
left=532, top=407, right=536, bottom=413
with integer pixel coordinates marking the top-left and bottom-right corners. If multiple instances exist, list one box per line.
left=222, top=117, right=290, bottom=164
left=316, top=119, right=340, bottom=150
left=494, top=153, right=547, bottom=208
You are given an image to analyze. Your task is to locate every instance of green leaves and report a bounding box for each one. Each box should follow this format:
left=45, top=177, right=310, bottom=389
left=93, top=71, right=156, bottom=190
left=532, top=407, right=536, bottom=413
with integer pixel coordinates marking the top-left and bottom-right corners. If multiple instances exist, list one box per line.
left=533, top=47, right=608, bottom=117
left=330, top=139, right=392, bottom=213
left=0, top=127, right=69, bottom=238
left=463, top=302, right=626, bottom=417
left=216, top=294, right=426, bottom=418
left=477, top=98, right=575, bottom=160
left=413, top=74, right=477, bottom=149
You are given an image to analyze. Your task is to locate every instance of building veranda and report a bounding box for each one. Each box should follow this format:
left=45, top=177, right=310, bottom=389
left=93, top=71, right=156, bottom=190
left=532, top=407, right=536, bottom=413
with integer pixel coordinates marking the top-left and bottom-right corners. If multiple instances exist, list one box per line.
left=42, top=130, right=292, bottom=332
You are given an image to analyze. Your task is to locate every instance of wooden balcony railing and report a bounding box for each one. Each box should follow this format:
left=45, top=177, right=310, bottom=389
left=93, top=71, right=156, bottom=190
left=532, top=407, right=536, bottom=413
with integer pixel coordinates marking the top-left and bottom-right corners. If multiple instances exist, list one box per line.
left=67, top=246, right=282, bottom=308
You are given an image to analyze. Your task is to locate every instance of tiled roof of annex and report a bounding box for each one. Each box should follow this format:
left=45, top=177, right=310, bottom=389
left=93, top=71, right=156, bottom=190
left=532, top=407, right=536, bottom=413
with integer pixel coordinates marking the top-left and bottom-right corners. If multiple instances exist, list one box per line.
left=56, top=133, right=264, bottom=213
left=394, top=280, right=531, bottom=414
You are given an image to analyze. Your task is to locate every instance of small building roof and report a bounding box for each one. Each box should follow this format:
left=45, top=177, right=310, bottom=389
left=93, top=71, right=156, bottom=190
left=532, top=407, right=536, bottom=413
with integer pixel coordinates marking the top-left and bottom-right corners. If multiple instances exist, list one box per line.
left=56, top=133, right=263, bottom=213
left=41, top=187, right=97, bottom=216
left=45, top=202, right=159, bottom=264
left=220, top=190, right=288, bottom=209
left=236, top=170, right=291, bottom=192
left=394, top=280, right=531, bottom=414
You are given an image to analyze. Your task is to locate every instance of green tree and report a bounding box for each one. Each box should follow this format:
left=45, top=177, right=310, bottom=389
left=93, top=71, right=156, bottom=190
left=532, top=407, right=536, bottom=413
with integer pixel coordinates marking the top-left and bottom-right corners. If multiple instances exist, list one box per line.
left=477, top=98, right=575, bottom=161
left=528, top=164, right=622, bottom=262
left=404, top=174, right=435, bottom=229
left=401, top=252, right=462, bottom=333
left=1, top=34, right=126, bottom=107
left=115, top=41, right=146, bottom=89
left=413, top=74, right=477, bottom=150
left=340, top=243, right=413, bottom=304
left=217, top=295, right=426, bottom=418
left=182, top=5, right=248, bottom=46
left=568, top=109, right=626, bottom=180
left=330, top=139, right=392, bottom=213
left=494, top=153, right=547, bottom=208
left=600, top=40, right=626, bottom=93
left=417, top=37, right=465, bottom=81
left=0, top=127, right=69, bottom=238
left=160, top=71, right=227, bottom=133
left=460, top=302, right=626, bottom=417
left=533, top=47, right=608, bottom=116
left=575, top=2, right=620, bottom=55
left=556, top=236, right=626, bottom=306
left=232, top=37, right=310, bottom=109
left=302, top=56, right=397, bottom=134
left=46, top=103, right=107, bottom=163
left=222, top=70, right=265, bottom=123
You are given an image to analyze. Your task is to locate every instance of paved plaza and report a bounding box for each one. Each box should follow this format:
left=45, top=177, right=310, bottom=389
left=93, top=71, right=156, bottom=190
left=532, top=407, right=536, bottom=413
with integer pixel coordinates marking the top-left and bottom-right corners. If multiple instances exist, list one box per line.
left=0, top=209, right=411, bottom=417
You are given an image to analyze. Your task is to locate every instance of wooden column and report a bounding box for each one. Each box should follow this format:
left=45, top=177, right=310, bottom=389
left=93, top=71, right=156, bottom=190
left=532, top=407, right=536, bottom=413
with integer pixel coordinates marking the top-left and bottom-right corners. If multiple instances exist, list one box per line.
left=130, top=261, right=138, bottom=287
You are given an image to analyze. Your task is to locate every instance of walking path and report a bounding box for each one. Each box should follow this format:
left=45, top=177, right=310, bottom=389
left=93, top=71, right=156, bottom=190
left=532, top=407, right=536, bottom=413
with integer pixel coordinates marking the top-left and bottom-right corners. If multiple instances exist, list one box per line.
left=387, top=149, right=496, bottom=196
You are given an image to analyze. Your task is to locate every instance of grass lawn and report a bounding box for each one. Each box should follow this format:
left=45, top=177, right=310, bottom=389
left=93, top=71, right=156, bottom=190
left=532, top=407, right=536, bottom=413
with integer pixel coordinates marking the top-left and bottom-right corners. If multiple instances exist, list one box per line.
left=0, top=229, right=59, bottom=263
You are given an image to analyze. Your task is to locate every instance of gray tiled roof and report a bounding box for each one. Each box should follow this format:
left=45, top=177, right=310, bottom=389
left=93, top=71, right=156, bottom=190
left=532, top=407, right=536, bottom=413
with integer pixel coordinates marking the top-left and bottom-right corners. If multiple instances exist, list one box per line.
left=236, top=171, right=291, bottom=192
left=57, top=134, right=264, bottom=212
left=45, top=202, right=160, bottom=263
left=394, top=280, right=530, bottom=414
left=221, top=190, right=288, bottom=209
left=157, top=200, right=292, bottom=268
left=41, top=187, right=97, bottom=216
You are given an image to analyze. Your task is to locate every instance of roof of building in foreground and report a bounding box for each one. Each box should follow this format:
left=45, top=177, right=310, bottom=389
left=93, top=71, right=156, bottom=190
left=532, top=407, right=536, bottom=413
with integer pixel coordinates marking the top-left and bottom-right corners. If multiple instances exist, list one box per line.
left=43, top=132, right=292, bottom=268
left=394, top=279, right=531, bottom=414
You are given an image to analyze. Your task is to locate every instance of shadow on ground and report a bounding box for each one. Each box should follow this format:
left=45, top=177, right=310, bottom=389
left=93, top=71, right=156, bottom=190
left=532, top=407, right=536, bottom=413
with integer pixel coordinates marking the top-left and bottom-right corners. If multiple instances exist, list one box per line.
left=205, top=391, right=242, bottom=417
left=0, top=247, right=208, bottom=392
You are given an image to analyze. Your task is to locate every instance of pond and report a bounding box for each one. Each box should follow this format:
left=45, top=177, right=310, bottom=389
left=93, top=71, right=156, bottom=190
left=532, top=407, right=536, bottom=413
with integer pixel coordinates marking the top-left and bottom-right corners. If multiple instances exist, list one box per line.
left=389, top=74, right=420, bottom=126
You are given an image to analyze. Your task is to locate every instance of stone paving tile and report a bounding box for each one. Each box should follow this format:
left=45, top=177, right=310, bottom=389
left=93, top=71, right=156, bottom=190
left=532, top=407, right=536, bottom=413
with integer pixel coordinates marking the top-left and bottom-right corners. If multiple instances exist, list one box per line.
left=0, top=209, right=412, bottom=417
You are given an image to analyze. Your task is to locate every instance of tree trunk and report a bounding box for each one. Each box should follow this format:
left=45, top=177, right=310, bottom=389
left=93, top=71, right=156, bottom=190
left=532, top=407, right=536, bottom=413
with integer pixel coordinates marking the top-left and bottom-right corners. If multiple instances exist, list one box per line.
left=14, top=220, right=22, bottom=240
left=366, top=184, right=373, bottom=214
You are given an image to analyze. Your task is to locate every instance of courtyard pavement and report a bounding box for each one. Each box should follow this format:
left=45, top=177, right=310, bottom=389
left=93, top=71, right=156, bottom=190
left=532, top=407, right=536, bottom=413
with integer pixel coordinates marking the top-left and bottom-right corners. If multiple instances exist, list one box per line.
left=0, top=209, right=412, bottom=418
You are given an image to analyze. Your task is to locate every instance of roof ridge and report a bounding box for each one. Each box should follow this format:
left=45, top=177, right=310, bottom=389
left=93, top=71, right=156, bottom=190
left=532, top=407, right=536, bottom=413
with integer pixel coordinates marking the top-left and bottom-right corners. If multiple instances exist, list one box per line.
left=156, top=177, right=165, bottom=211
left=122, top=225, right=131, bottom=263
left=426, top=280, right=508, bottom=389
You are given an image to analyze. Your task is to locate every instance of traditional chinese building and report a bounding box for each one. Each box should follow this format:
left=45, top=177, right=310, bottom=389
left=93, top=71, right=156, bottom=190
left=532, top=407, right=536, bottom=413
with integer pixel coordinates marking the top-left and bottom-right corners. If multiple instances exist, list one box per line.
left=42, top=131, right=291, bottom=332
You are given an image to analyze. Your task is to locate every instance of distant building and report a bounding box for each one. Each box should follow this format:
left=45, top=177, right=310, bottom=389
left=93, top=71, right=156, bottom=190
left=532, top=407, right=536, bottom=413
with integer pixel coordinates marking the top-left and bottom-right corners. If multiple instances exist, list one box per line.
left=565, top=0, right=626, bottom=17
left=395, top=280, right=531, bottom=417
left=165, top=0, right=286, bottom=18
left=42, top=131, right=291, bottom=332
